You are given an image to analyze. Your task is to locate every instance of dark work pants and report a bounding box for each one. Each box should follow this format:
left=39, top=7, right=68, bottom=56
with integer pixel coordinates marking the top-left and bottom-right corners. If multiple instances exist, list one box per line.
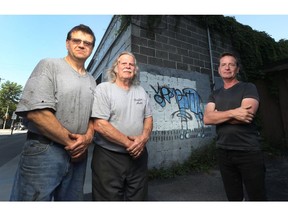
left=91, top=144, right=148, bottom=201
left=217, top=148, right=267, bottom=201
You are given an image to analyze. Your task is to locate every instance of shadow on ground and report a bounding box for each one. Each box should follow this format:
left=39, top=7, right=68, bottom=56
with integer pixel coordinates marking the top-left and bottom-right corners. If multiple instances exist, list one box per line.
left=84, top=152, right=288, bottom=201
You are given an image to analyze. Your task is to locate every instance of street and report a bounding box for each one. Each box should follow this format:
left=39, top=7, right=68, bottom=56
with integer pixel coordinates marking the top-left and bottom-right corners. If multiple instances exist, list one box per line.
left=0, top=133, right=26, bottom=166
left=0, top=130, right=93, bottom=201
left=0, top=130, right=27, bottom=200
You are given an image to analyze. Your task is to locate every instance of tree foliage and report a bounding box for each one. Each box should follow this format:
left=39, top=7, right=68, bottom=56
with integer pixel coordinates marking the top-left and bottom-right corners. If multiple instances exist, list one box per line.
left=0, top=81, right=22, bottom=121
left=196, top=15, right=288, bottom=82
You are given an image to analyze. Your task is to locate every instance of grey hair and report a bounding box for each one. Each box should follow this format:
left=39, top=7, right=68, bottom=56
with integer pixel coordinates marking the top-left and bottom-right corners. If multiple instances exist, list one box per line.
left=106, top=51, right=140, bottom=85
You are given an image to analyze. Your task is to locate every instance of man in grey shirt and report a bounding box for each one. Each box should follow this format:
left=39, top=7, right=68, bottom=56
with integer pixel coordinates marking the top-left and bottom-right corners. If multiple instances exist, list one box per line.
left=91, top=51, right=153, bottom=201
left=10, top=24, right=96, bottom=201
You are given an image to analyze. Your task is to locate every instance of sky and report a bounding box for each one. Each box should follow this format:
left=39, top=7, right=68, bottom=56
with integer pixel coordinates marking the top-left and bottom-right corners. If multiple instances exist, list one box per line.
left=233, top=15, right=288, bottom=42
left=0, top=1, right=288, bottom=89
left=1, top=14, right=288, bottom=88
left=0, top=15, right=113, bottom=87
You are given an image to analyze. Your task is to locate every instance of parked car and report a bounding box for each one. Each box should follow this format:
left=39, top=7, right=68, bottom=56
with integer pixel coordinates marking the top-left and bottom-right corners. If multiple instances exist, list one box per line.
left=14, top=122, right=27, bottom=130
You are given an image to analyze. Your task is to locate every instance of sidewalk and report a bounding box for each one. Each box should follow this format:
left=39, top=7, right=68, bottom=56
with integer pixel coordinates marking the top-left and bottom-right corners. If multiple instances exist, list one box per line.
left=0, top=129, right=27, bottom=135
left=148, top=153, right=288, bottom=201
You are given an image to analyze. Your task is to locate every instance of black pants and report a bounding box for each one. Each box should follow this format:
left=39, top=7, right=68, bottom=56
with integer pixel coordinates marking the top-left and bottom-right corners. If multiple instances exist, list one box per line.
left=91, top=144, right=148, bottom=201
left=217, top=148, right=267, bottom=201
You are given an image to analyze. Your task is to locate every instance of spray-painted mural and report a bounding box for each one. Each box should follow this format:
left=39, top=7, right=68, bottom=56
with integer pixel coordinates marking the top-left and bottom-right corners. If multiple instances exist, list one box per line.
left=141, top=72, right=212, bottom=141
left=150, top=83, right=204, bottom=139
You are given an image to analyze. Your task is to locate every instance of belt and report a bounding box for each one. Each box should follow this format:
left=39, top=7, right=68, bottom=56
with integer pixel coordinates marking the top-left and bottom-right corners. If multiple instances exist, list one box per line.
left=27, top=131, right=53, bottom=144
left=26, top=131, right=65, bottom=149
left=27, top=131, right=65, bottom=148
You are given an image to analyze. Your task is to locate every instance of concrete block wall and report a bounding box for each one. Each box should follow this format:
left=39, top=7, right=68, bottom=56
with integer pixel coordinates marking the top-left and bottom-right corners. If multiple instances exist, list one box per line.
left=139, top=66, right=215, bottom=169
left=130, top=15, right=234, bottom=79
left=129, top=16, right=233, bottom=169
left=89, top=16, right=133, bottom=82
left=89, top=15, right=235, bottom=169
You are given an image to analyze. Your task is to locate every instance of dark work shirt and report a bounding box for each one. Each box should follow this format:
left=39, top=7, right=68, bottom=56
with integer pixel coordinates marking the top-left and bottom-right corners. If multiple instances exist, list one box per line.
left=208, top=82, right=262, bottom=151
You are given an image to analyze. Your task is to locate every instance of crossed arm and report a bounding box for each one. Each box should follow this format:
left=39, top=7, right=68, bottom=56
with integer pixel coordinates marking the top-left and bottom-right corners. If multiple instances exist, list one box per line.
left=203, top=98, right=259, bottom=125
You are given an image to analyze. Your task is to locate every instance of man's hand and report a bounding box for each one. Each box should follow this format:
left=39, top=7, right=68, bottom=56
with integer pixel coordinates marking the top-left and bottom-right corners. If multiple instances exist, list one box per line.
left=126, top=135, right=148, bottom=159
left=231, top=105, right=254, bottom=123
left=65, top=133, right=92, bottom=162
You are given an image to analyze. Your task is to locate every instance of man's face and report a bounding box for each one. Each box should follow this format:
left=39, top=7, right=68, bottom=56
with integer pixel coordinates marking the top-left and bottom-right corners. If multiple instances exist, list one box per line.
left=115, top=54, right=136, bottom=81
left=218, top=55, right=239, bottom=80
left=66, top=31, right=94, bottom=61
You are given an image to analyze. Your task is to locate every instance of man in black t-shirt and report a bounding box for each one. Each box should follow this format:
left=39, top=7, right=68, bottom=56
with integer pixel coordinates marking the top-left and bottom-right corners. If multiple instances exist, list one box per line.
left=204, top=52, right=266, bottom=201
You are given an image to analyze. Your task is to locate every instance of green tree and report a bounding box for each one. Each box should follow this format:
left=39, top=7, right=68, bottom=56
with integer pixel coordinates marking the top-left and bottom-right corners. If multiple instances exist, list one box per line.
left=0, top=81, right=23, bottom=125
left=278, top=39, right=288, bottom=57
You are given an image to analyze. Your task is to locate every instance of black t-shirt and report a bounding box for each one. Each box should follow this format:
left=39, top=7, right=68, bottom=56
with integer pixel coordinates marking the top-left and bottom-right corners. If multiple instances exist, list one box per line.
left=208, top=82, right=262, bottom=151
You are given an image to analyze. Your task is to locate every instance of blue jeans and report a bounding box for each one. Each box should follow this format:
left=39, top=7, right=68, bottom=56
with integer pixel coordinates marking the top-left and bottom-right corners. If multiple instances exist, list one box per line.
left=217, top=148, right=266, bottom=201
left=10, top=139, right=87, bottom=201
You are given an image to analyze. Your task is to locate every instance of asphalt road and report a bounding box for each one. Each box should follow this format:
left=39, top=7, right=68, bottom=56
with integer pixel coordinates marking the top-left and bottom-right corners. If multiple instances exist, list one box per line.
left=0, top=133, right=26, bottom=166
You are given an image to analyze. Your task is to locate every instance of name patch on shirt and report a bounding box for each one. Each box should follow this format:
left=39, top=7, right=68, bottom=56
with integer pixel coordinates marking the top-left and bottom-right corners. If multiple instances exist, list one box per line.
left=134, top=98, right=143, bottom=105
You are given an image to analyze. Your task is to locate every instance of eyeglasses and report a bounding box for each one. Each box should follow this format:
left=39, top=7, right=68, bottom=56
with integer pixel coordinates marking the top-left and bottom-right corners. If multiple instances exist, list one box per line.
left=69, top=38, right=93, bottom=47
